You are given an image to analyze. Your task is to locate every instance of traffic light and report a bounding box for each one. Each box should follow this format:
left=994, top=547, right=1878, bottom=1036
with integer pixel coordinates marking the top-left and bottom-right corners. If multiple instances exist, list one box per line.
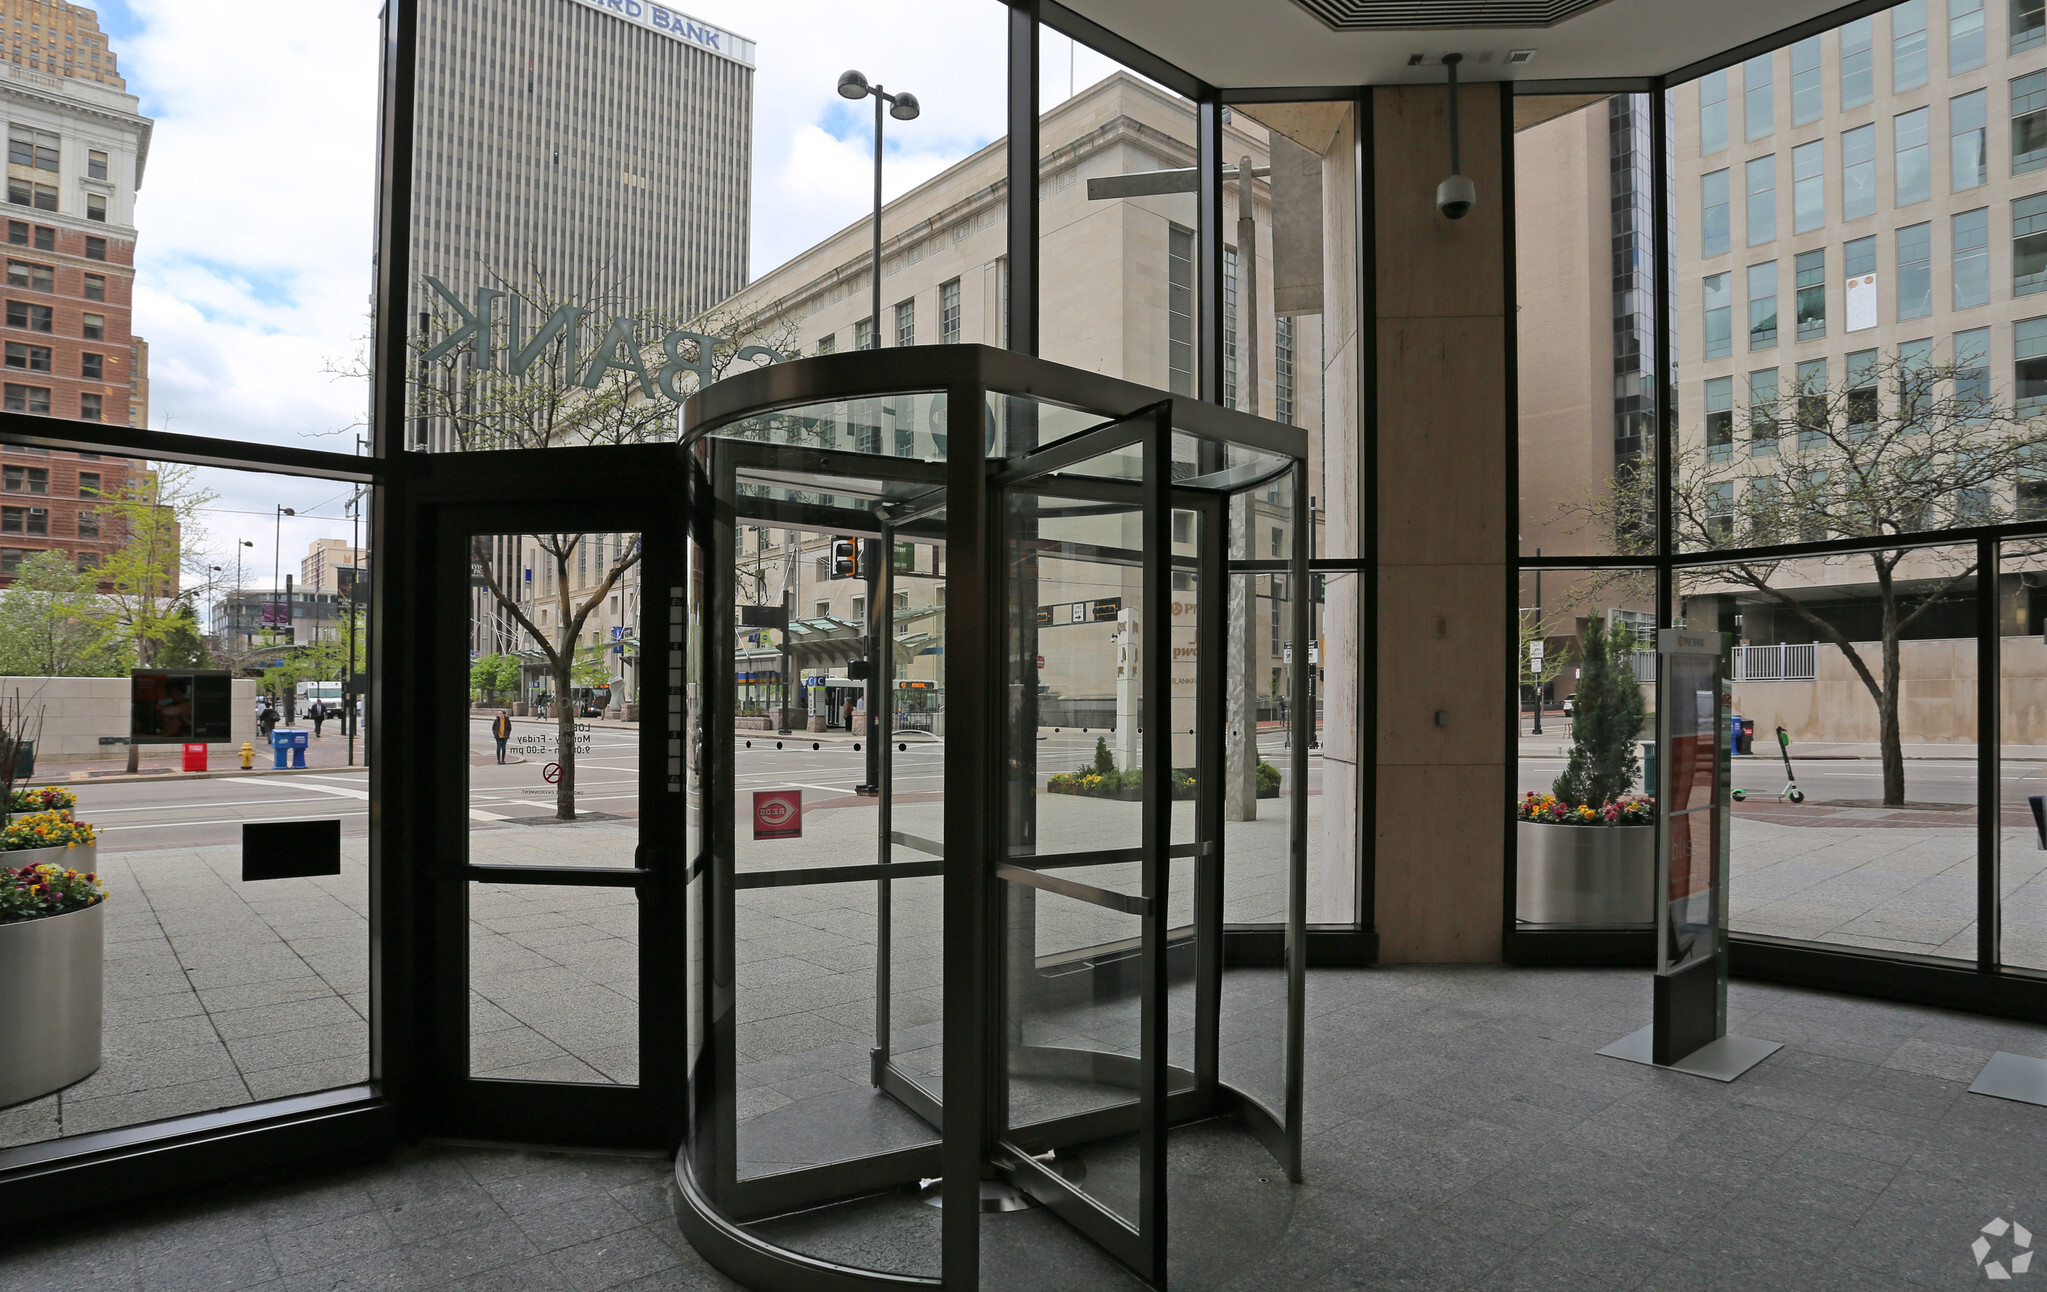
left=830, top=537, right=859, bottom=579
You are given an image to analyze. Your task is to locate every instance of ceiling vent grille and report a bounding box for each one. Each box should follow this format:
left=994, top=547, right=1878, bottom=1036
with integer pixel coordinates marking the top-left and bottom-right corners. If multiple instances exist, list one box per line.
left=1291, top=0, right=1609, bottom=29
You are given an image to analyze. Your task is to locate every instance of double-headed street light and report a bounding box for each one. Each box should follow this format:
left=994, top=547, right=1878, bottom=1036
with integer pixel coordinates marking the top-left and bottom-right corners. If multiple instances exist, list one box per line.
left=836, top=69, right=920, bottom=351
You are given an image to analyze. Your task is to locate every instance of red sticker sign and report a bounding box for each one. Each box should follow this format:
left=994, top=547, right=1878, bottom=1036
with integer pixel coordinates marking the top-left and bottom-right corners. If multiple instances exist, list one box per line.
left=753, top=789, right=802, bottom=840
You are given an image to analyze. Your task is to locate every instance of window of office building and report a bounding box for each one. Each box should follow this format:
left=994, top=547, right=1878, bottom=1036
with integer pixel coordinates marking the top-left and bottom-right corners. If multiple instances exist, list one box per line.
left=2017, top=314, right=2047, bottom=409
left=1748, top=260, right=1778, bottom=348
left=893, top=298, right=913, bottom=348
left=2, top=464, right=46, bottom=492
left=1842, top=16, right=1875, bottom=108
left=1846, top=347, right=1880, bottom=433
left=853, top=317, right=873, bottom=351
left=78, top=391, right=100, bottom=421
left=2020, top=0, right=2047, bottom=53
left=1955, top=208, right=1991, bottom=309
left=1897, top=107, right=1931, bottom=206
left=6, top=124, right=54, bottom=171
left=1792, top=141, right=1823, bottom=233
left=4, top=382, right=49, bottom=414
left=1899, top=221, right=1934, bottom=318
left=2017, top=193, right=2047, bottom=294
left=80, top=351, right=101, bottom=379
left=939, top=278, right=960, bottom=344
left=1168, top=224, right=1194, bottom=396
left=1956, top=326, right=1992, bottom=408
left=1272, top=315, right=1294, bottom=426
left=81, top=312, right=101, bottom=340
left=1953, top=0, right=1987, bottom=74
left=1, top=504, right=47, bottom=535
left=1790, top=35, right=1822, bottom=125
left=1745, top=154, right=1775, bottom=244
left=1222, top=242, right=1239, bottom=408
left=1795, top=249, right=1826, bottom=340
left=4, top=340, right=48, bottom=371
left=1895, top=0, right=1929, bottom=92
left=1744, top=52, right=1774, bottom=140
left=6, top=299, right=49, bottom=331
left=1702, top=168, right=1730, bottom=255
left=2016, top=71, right=2047, bottom=174
left=6, top=258, right=50, bottom=291
left=1705, top=376, right=1734, bottom=459
left=1844, top=123, right=1877, bottom=221
left=1954, top=90, right=1989, bottom=191
left=74, top=509, right=96, bottom=537
left=1704, top=271, right=1732, bottom=357
left=1749, top=367, right=1781, bottom=453
left=86, top=147, right=106, bottom=181
left=81, top=272, right=102, bottom=301
left=1700, top=68, right=1729, bottom=153
left=85, top=193, right=104, bottom=222
left=1846, top=234, right=1878, bottom=330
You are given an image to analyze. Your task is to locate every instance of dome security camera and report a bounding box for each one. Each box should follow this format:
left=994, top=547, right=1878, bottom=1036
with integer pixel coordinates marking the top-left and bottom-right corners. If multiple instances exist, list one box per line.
left=1437, top=173, right=1475, bottom=220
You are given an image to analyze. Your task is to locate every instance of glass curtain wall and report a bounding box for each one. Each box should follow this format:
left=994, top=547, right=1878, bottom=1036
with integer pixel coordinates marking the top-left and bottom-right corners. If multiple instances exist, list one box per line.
left=1646, top=2, right=2047, bottom=978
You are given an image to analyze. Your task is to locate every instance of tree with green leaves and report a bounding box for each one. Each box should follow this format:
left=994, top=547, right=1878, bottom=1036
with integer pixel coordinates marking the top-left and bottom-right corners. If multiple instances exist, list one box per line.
left=0, top=549, right=117, bottom=677
left=469, top=652, right=522, bottom=703
left=90, top=461, right=214, bottom=671
left=1553, top=617, right=1645, bottom=810
left=1582, top=351, right=2047, bottom=807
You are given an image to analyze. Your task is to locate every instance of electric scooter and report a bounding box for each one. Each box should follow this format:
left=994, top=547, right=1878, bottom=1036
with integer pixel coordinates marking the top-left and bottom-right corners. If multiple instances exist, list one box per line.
left=1732, top=725, right=1804, bottom=803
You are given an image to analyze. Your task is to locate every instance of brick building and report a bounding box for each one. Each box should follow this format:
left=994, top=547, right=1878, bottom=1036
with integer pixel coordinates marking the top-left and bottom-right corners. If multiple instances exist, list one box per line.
left=0, top=0, right=151, bottom=590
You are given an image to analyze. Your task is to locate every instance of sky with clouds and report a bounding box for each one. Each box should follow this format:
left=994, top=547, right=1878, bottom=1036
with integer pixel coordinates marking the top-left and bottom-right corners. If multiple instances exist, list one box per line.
left=81, top=1, right=1123, bottom=588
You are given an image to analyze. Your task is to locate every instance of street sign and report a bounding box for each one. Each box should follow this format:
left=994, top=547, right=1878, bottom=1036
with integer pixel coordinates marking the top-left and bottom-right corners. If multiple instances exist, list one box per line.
left=1529, top=641, right=1545, bottom=667
left=542, top=762, right=562, bottom=784
left=1284, top=643, right=1294, bottom=665
left=1036, top=654, right=1045, bottom=670
left=753, top=789, right=802, bottom=840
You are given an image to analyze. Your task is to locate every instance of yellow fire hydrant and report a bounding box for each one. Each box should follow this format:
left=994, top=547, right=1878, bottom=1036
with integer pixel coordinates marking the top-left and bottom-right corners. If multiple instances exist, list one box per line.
left=240, top=741, right=254, bottom=770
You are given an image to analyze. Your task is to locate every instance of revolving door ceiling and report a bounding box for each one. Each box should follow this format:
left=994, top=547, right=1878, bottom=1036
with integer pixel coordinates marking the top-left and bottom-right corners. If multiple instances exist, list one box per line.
left=674, top=347, right=1310, bottom=1292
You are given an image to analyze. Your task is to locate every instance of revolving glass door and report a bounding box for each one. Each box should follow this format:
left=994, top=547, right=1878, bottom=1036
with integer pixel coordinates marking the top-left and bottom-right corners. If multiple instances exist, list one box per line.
left=672, top=347, right=1309, bottom=1292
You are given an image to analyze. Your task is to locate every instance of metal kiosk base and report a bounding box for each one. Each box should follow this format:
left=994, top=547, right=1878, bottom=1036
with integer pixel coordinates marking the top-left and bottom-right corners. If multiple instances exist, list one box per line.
left=1598, top=1025, right=1781, bottom=1082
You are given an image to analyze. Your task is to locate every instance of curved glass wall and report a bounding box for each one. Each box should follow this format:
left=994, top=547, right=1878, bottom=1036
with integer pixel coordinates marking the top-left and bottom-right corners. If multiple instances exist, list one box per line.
left=672, top=348, right=1308, bottom=1289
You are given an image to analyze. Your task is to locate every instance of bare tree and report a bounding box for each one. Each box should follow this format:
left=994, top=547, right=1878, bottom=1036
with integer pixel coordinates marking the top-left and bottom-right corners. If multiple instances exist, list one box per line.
left=415, top=265, right=799, bottom=818
left=1581, top=353, right=2047, bottom=806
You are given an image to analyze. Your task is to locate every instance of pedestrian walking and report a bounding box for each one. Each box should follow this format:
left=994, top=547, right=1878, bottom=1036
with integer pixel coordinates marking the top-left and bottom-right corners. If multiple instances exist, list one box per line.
left=258, top=703, right=279, bottom=740
left=311, top=705, right=325, bottom=738
left=492, top=710, right=512, bottom=764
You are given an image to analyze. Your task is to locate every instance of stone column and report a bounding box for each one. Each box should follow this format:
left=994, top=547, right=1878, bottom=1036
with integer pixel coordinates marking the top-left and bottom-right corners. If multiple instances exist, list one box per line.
left=1371, top=83, right=1511, bottom=962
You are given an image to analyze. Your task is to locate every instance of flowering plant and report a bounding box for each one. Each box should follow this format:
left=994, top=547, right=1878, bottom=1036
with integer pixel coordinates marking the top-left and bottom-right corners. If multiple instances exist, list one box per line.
left=9, top=785, right=75, bottom=814
left=0, top=860, right=103, bottom=923
left=1517, top=791, right=1653, bottom=826
left=0, top=809, right=97, bottom=851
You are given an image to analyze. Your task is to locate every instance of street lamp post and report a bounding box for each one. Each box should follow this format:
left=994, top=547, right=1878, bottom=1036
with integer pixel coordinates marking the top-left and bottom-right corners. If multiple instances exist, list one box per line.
left=273, top=505, right=295, bottom=647
left=836, top=69, right=920, bottom=349
left=236, top=540, right=254, bottom=647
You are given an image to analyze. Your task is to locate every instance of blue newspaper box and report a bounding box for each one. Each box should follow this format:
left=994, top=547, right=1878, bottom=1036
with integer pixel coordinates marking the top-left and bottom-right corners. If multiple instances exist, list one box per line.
left=271, top=727, right=309, bottom=769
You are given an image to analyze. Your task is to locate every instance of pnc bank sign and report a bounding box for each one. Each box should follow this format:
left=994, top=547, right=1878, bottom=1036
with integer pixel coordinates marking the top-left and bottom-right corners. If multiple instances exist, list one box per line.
left=422, top=277, right=784, bottom=407
left=565, top=0, right=757, bottom=67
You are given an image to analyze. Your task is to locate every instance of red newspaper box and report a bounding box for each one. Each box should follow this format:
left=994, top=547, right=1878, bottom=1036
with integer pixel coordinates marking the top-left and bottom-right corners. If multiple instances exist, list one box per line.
left=181, top=742, right=208, bottom=772
left=753, top=790, right=801, bottom=840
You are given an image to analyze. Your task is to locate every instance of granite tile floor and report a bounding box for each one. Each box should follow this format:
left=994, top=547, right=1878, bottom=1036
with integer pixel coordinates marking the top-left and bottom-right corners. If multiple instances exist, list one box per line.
left=7, top=964, right=2047, bottom=1290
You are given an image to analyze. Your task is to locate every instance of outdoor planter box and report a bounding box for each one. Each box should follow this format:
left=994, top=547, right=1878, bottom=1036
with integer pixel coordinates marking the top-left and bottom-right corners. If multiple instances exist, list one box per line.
left=1515, top=820, right=1653, bottom=926
left=0, top=883, right=103, bottom=1108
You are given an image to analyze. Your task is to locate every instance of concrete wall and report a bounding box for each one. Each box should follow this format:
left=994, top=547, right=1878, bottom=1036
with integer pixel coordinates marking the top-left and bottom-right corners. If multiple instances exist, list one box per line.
left=1728, top=635, right=2047, bottom=746
left=1373, top=84, right=1512, bottom=963
left=0, top=676, right=259, bottom=764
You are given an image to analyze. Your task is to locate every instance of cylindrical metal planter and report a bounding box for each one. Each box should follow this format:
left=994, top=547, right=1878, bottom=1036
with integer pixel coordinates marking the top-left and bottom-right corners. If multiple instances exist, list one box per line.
left=1515, top=821, right=1654, bottom=926
left=0, top=896, right=104, bottom=1108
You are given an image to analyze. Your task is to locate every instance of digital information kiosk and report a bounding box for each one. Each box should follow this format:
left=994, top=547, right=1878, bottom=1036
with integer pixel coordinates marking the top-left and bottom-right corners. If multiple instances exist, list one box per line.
left=1599, top=629, right=1781, bottom=1081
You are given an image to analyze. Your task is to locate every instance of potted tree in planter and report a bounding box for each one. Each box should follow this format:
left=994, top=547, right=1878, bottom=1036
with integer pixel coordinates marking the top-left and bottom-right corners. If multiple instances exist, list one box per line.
left=1516, top=617, right=1655, bottom=925
left=0, top=793, right=102, bottom=1107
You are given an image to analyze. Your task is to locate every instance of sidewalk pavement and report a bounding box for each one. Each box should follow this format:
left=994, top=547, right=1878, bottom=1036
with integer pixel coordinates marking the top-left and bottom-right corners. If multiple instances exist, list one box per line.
left=29, top=727, right=369, bottom=785
left=1517, top=729, right=2047, bottom=761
